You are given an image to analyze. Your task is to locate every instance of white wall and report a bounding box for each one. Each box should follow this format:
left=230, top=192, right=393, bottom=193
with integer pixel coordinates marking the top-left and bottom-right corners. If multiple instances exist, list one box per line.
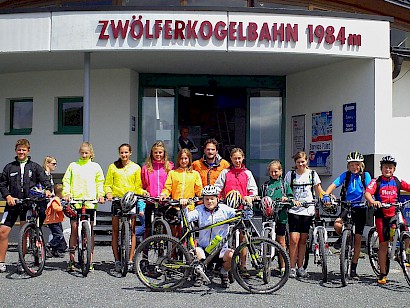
left=0, top=68, right=136, bottom=176
left=286, top=58, right=377, bottom=190
left=393, top=61, right=410, bottom=117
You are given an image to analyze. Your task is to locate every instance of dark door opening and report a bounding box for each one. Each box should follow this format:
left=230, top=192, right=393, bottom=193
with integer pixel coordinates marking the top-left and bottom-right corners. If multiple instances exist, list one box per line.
left=178, top=86, right=247, bottom=160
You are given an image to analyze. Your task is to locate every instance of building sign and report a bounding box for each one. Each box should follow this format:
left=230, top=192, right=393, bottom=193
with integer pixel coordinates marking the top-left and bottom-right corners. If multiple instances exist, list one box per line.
left=343, top=102, right=356, bottom=133
left=310, top=111, right=332, bottom=175
left=47, top=11, right=390, bottom=58
left=292, top=114, right=305, bottom=155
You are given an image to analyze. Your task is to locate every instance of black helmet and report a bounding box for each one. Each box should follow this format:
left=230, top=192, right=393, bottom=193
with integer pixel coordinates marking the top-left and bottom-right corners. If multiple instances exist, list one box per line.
left=346, top=151, right=364, bottom=162
left=380, top=155, right=397, bottom=167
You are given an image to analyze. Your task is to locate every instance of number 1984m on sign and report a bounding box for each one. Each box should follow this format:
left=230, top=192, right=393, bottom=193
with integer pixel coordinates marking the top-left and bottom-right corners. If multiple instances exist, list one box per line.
left=307, top=25, right=361, bottom=46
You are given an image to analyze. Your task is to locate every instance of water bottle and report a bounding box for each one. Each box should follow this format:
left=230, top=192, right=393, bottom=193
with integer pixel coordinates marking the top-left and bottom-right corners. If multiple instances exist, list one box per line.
left=389, top=223, right=396, bottom=242
left=205, top=235, right=222, bottom=254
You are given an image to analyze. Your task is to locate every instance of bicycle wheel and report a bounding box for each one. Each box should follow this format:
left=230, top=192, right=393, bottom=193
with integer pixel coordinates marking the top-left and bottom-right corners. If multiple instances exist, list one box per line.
left=78, top=221, right=92, bottom=277
left=367, top=227, right=390, bottom=277
left=135, top=234, right=192, bottom=291
left=18, top=223, right=46, bottom=277
left=340, top=229, right=352, bottom=286
left=231, top=237, right=290, bottom=294
left=303, top=231, right=312, bottom=270
left=262, top=229, right=273, bottom=284
left=119, top=221, right=131, bottom=277
left=318, top=228, right=328, bottom=283
left=399, top=231, right=410, bottom=286
left=152, top=217, right=172, bottom=236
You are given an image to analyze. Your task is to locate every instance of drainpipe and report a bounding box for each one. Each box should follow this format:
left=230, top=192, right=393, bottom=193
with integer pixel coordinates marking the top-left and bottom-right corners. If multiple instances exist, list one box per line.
left=84, top=52, right=91, bottom=142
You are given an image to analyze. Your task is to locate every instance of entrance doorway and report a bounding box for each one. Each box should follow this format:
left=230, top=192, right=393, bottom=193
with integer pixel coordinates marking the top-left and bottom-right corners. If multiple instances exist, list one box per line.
left=178, top=86, right=247, bottom=160
left=138, top=74, right=285, bottom=186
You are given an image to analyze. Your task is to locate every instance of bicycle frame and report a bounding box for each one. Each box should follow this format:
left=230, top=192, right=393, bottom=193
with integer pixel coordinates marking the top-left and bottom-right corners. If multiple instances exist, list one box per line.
left=71, top=200, right=97, bottom=251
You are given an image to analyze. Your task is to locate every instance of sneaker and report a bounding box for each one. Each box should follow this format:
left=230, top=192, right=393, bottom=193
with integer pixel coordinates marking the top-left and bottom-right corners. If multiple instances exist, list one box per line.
left=45, top=244, right=54, bottom=258
left=89, top=263, right=94, bottom=271
left=280, top=267, right=286, bottom=276
left=193, top=275, right=203, bottom=287
left=240, top=267, right=250, bottom=278
left=0, top=263, right=6, bottom=273
left=114, top=261, right=122, bottom=273
left=289, top=268, right=297, bottom=278
left=297, top=267, right=308, bottom=278
left=67, top=260, right=75, bottom=272
left=350, top=269, right=359, bottom=280
left=16, top=261, right=24, bottom=274
left=377, top=275, right=387, bottom=285
left=128, top=262, right=134, bottom=273
left=220, top=274, right=230, bottom=288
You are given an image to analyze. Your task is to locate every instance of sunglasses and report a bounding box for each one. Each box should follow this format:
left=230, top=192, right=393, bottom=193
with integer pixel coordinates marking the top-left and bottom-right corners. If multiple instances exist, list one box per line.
left=49, top=162, right=57, bottom=166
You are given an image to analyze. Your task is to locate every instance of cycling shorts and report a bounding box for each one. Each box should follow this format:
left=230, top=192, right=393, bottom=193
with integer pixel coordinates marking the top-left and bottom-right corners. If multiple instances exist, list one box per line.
left=111, top=200, right=136, bottom=217
left=144, top=202, right=155, bottom=228
left=288, top=213, right=313, bottom=234
left=339, top=207, right=367, bottom=235
left=275, top=222, right=287, bottom=237
left=1, top=203, right=46, bottom=228
left=375, top=216, right=409, bottom=243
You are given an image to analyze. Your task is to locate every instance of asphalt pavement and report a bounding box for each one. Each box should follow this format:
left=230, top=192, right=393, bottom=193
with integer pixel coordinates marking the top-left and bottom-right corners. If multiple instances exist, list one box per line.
left=1, top=244, right=409, bottom=308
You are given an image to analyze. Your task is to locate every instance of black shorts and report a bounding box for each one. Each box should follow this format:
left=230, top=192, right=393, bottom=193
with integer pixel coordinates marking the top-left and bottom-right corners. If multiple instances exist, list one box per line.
left=111, top=200, right=122, bottom=217
left=144, top=202, right=155, bottom=228
left=288, top=213, right=313, bottom=234
left=275, top=222, right=287, bottom=237
left=1, top=202, right=46, bottom=228
left=339, top=207, right=367, bottom=235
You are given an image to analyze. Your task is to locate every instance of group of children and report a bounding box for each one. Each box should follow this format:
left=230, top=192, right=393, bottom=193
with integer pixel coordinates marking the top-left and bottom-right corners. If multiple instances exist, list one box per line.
left=0, top=138, right=409, bottom=287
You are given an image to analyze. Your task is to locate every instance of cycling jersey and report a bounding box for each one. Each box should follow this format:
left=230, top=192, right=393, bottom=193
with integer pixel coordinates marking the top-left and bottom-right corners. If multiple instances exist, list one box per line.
left=192, top=154, right=230, bottom=186
left=186, top=203, right=236, bottom=253
left=214, top=165, right=258, bottom=198
left=141, top=161, right=174, bottom=197
left=62, top=158, right=105, bottom=209
left=333, top=171, right=371, bottom=204
left=161, top=168, right=202, bottom=199
left=104, top=161, right=146, bottom=197
left=366, top=176, right=410, bottom=218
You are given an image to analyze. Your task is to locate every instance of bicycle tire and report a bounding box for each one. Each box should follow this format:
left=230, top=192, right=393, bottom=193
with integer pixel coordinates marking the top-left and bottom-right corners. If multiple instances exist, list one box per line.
left=78, top=221, right=92, bottom=277
left=367, top=227, right=390, bottom=277
left=340, top=229, right=352, bottom=286
left=152, top=217, right=172, bottom=237
left=318, top=228, right=328, bottom=283
left=399, top=231, right=410, bottom=286
left=231, top=237, right=290, bottom=294
left=135, top=234, right=192, bottom=291
left=262, top=229, right=272, bottom=284
left=18, top=223, right=46, bottom=277
left=119, top=221, right=131, bottom=277
left=303, top=231, right=312, bottom=270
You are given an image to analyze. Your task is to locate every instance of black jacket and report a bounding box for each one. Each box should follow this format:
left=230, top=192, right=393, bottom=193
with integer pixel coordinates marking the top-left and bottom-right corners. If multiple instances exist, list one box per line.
left=0, top=156, right=52, bottom=199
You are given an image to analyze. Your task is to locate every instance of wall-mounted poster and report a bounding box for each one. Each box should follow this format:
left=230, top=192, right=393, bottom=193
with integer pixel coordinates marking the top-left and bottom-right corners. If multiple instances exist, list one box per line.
left=310, top=111, right=332, bottom=175
left=292, top=114, right=305, bottom=155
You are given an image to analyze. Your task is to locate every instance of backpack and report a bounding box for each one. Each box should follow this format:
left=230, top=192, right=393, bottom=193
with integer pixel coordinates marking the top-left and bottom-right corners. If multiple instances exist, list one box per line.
left=374, top=176, right=401, bottom=201
left=290, top=169, right=315, bottom=197
left=340, top=171, right=366, bottom=202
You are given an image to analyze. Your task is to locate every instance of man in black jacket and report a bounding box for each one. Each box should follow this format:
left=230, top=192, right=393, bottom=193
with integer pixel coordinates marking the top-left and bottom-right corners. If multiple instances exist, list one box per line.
left=0, top=139, right=51, bottom=273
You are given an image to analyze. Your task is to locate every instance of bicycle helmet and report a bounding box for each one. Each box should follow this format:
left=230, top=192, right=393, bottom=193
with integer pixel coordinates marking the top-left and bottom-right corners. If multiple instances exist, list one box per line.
left=346, top=151, right=364, bottom=162
left=225, top=190, right=242, bottom=209
left=260, top=196, right=274, bottom=218
left=164, top=206, right=181, bottom=225
left=121, top=191, right=138, bottom=213
left=202, top=185, right=218, bottom=196
left=29, top=186, right=46, bottom=200
left=380, top=155, right=397, bottom=167
left=321, top=195, right=338, bottom=215
left=63, top=203, right=78, bottom=219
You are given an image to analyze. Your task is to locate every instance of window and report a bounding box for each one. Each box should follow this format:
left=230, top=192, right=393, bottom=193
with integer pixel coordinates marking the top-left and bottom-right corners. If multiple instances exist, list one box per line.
left=6, top=98, right=33, bottom=135
left=57, top=97, right=83, bottom=134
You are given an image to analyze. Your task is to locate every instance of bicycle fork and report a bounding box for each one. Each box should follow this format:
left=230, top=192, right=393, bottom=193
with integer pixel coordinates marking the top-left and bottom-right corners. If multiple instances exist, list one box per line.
left=312, top=226, right=328, bottom=262
left=262, top=222, right=276, bottom=258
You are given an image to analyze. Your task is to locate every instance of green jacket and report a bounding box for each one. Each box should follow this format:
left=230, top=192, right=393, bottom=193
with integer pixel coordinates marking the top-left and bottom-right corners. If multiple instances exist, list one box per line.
left=62, top=158, right=105, bottom=209
left=261, top=177, right=294, bottom=224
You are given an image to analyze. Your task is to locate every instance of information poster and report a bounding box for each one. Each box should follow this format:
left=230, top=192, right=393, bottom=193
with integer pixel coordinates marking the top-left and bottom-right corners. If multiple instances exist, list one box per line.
left=310, top=111, right=332, bottom=175
left=343, top=102, right=356, bottom=133
left=292, top=114, right=305, bottom=155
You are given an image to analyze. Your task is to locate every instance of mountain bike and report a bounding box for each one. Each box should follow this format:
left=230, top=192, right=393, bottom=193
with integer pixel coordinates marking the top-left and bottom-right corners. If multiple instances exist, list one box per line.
left=66, top=199, right=98, bottom=277
left=367, top=201, right=410, bottom=286
left=17, top=197, right=47, bottom=277
left=339, top=200, right=367, bottom=286
left=302, top=200, right=330, bottom=282
left=135, top=203, right=290, bottom=294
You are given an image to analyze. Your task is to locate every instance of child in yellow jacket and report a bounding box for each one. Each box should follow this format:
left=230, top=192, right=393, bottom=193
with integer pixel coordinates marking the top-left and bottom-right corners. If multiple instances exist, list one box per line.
left=45, top=184, right=67, bottom=257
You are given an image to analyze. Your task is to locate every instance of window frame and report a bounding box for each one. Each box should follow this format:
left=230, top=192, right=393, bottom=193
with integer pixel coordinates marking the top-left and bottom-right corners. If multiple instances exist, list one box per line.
left=56, top=97, right=84, bottom=134
left=6, top=98, right=33, bottom=135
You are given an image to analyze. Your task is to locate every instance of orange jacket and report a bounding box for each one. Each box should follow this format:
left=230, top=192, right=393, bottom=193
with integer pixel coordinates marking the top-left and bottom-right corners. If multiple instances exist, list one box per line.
left=44, top=197, right=65, bottom=224
left=192, top=155, right=230, bottom=186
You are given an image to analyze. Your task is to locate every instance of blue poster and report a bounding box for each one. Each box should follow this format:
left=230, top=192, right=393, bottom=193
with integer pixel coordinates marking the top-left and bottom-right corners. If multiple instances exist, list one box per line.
left=343, top=103, right=356, bottom=133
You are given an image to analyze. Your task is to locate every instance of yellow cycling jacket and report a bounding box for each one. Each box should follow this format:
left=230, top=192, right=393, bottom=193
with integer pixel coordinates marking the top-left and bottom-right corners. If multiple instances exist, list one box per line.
left=161, top=168, right=203, bottom=200
left=104, top=161, right=146, bottom=197
left=62, top=158, right=105, bottom=209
